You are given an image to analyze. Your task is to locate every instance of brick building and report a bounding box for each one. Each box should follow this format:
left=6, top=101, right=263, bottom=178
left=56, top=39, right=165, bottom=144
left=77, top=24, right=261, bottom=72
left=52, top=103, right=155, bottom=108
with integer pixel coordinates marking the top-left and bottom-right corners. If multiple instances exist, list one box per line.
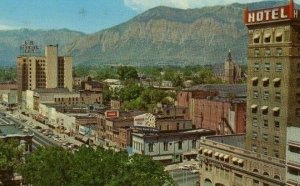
left=177, top=84, right=246, bottom=134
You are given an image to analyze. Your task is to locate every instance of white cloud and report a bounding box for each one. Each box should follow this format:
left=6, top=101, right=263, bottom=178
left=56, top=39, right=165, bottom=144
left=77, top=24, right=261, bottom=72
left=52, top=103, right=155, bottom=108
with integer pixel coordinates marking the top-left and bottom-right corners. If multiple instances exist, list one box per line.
left=123, top=0, right=298, bottom=12
left=0, top=24, right=16, bottom=30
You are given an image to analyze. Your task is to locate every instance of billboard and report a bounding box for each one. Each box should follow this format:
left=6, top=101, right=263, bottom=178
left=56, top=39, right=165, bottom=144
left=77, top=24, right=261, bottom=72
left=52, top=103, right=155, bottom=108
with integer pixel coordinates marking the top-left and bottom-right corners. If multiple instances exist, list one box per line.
left=105, top=110, right=119, bottom=118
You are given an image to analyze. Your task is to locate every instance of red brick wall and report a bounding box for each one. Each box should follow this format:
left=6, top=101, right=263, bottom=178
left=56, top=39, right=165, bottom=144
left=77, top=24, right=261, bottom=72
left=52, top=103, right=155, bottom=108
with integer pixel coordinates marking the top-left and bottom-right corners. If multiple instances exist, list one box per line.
left=235, top=103, right=246, bottom=133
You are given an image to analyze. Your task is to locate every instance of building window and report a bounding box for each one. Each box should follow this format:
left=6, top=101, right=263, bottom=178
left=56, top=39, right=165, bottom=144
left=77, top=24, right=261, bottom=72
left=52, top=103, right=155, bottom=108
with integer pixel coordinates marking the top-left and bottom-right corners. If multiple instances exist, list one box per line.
left=263, top=91, right=269, bottom=100
left=262, top=147, right=268, bottom=155
left=263, top=134, right=268, bottom=142
left=252, top=144, right=257, bottom=152
left=163, top=142, right=168, bottom=151
left=275, top=63, right=282, bottom=72
left=265, top=63, right=270, bottom=71
left=253, top=90, right=258, bottom=98
left=296, top=108, right=300, bottom=117
left=234, top=173, right=243, bottom=183
left=264, top=33, right=271, bottom=43
left=251, top=104, right=258, bottom=113
left=192, top=140, right=196, bottom=149
left=263, top=119, right=268, bottom=128
left=297, top=93, right=300, bottom=104
left=265, top=48, right=271, bottom=56
left=178, top=141, right=182, bottom=150
left=149, top=143, right=154, bottom=152
left=262, top=77, right=269, bottom=87
left=276, top=48, right=283, bottom=56
left=252, top=132, right=258, bottom=140
left=253, top=33, right=260, bottom=44
left=273, top=150, right=279, bottom=158
left=275, top=92, right=281, bottom=100
left=253, top=117, right=258, bottom=127
left=253, top=180, right=259, bottom=186
left=273, top=78, right=281, bottom=87
left=254, top=49, right=260, bottom=57
left=261, top=106, right=268, bottom=115
left=252, top=77, right=258, bottom=86
left=274, top=121, right=280, bottom=130
left=273, top=107, right=280, bottom=117
left=276, top=34, right=283, bottom=42
left=274, top=136, right=279, bottom=144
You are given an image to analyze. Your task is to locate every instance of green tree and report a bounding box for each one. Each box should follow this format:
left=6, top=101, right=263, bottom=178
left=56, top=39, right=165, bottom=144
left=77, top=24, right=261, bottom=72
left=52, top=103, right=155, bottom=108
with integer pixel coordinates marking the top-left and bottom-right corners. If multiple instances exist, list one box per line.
left=117, top=66, right=139, bottom=80
left=119, top=83, right=144, bottom=102
left=0, top=139, right=23, bottom=185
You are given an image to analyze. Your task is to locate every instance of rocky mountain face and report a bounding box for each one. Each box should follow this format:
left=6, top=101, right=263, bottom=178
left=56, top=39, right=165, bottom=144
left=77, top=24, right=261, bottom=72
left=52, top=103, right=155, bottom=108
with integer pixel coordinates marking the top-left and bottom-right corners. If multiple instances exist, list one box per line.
left=62, top=1, right=286, bottom=66
left=0, top=1, right=286, bottom=67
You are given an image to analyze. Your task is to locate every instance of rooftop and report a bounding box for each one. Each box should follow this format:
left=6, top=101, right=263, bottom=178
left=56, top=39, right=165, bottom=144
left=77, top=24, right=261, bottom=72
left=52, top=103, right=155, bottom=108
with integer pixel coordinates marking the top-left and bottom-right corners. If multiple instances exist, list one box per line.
left=184, top=84, right=246, bottom=98
left=33, top=88, right=71, bottom=94
left=205, top=134, right=245, bottom=148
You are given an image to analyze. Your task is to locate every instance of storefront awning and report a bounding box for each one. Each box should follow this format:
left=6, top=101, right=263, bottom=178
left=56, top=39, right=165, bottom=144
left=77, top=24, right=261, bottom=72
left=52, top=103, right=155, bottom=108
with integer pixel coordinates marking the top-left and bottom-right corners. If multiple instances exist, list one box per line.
left=214, top=152, right=220, bottom=157
left=251, top=77, right=258, bottom=81
left=273, top=78, right=281, bottom=82
left=224, top=155, right=229, bottom=160
left=232, top=157, right=238, bottom=162
left=272, top=107, right=280, bottom=112
left=262, top=77, right=269, bottom=82
left=207, top=150, right=212, bottom=155
left=238, top=159, right=244, bottom=164
left=219, top=153, right=224, bottom=158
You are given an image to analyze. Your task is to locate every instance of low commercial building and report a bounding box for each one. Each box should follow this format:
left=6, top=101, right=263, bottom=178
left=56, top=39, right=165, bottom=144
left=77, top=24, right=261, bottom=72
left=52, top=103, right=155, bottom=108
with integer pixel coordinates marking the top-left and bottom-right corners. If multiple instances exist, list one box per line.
left=198, top=135, right=286, bottom=186
left=1, top=91, right=18, bottom=110
left=177, top=84, right=246, bottom=134
left=131, top=129, right=215, bottom=164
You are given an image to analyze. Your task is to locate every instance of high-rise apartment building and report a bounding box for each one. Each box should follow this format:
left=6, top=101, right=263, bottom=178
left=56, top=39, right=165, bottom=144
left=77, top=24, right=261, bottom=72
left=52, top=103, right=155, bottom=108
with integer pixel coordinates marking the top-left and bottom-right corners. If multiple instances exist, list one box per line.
left=17, top=45, right=72, bottom=92
left=244, top=0, right=299, bottom=159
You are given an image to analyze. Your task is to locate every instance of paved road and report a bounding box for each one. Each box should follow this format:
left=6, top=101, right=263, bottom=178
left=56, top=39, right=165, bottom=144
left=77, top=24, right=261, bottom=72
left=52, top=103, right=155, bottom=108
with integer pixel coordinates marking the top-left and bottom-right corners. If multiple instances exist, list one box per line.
left=169, top=169, right=199, bottom=186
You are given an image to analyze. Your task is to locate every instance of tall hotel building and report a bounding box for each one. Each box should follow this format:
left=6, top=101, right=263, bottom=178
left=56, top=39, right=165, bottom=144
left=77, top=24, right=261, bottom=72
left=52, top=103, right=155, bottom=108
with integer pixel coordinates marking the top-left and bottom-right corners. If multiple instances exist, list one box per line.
left=17, top=45, right=72, bottom=92
left=197, top=1, right=300, bottom=185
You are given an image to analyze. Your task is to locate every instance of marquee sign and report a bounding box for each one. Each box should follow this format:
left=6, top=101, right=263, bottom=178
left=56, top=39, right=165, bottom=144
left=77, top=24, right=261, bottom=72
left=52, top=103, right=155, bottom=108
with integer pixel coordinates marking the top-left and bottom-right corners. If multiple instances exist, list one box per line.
left=20, top=40, right=39, bottom=54
left=244, top=1, right=299, bottom=25
left=105, top=110, right=119, bottom=118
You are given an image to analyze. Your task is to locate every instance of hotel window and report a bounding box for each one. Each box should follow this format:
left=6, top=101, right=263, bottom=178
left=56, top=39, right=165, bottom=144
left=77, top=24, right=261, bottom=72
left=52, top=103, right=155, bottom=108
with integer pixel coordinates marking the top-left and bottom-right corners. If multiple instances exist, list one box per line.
left=264, top=63, right=270, bottom=71
left=265, top=48, right=271, bottom=56
left=252, top=77, right=258, bottom=86
left=263, top=119, right=268, bottom=128
left=263, top=91, right=269, bottom=100
left=276, top=48, right=283, bottom=56
left=251, top=104, right=258, bottom=113
left=252, top=144, right=257, bottom=152
left=296, top=108, right=300, bottom=117
left=148, top=143, right=154, bottom=152
left=274, top=136, right=279, bottom=144
left=252, top=132, right=258, bottom=140
left=275, top=33, right=283, bottom=42
left=263, top=134, right=268, bottom=142
left=297, top=63, right=300, bottom=72
left=262, top=77, right=269, bottom=87
left=253, top=90, right=258, bottom=98
left=273, top=107, right=280, bottom=117
left=264, top=34, right=271, bottom=43
left=273, top=78, right=281, bottom=87
left=262, top=147, right=268, bottom=155
left=288, top=167, right=300, bottom=176
left=275, top=92, right=281, bottom=100
left=254, top=49, right=260, bottom=57
left=254, top=63, right=259, bottom=71
left=253, top=117, right=258, bottom=127
left=275, top=63, right=282, bottom=72
left=273, top=150, right=279, bottom=158
left=253, top=180, right=259, bottom=186
left=261, top=106, right=268, bottom=115
left=253, top=33, right=260, bottom=44
left=178, top=141, right=182, bottom=150
left=163, top=142, right=168, bottom=151
left=274, top=121, right=280, bottom=130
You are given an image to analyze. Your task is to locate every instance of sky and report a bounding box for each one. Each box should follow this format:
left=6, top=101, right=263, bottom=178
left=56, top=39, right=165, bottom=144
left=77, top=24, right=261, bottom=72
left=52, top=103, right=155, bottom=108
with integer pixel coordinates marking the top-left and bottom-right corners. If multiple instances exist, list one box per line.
left=0, top=0, right=297, bottom=33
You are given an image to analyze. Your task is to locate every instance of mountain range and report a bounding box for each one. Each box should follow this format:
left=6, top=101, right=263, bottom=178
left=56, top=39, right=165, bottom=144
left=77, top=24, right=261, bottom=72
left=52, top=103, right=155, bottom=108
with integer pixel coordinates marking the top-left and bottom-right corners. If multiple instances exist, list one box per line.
left=0, top=1, right=287, bottom=67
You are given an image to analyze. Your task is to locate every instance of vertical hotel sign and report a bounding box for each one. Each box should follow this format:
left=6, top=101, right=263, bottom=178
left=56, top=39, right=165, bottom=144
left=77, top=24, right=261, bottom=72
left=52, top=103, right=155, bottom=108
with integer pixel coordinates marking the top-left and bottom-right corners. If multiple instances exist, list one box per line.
left=244, top=0, right=299, bottom=24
